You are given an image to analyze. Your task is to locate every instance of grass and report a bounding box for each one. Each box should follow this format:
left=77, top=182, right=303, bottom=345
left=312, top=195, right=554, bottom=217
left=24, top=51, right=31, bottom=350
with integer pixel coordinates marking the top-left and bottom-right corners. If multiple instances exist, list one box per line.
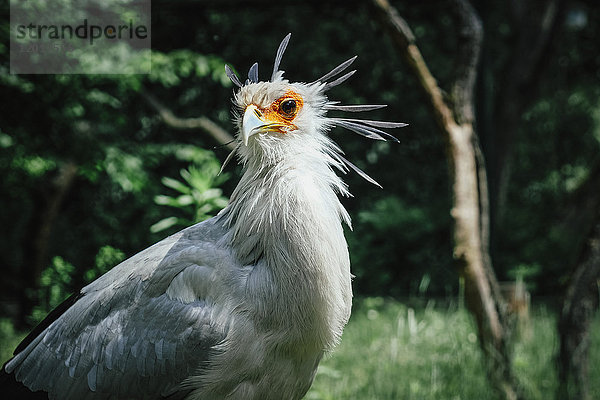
left=1, top=298, right=598, bottom=399
left=306, top=297, right=600, bottom=400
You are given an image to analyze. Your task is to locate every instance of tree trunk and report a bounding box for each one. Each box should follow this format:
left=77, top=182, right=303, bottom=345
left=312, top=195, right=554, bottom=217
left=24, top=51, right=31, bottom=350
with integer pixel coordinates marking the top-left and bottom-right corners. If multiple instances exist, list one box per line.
left=557, top=215, right=600, bottom=400
left=447, top=112, right=518, bottom=400
left=371, top=1, right=519, bottom=398
left=557, top=160, right=600, bottom=268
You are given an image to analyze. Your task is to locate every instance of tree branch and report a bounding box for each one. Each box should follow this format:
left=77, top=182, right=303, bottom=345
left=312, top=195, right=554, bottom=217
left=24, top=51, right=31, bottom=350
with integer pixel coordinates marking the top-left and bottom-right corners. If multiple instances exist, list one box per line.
left=450, top=0, right=483, bottom=124
left=371, top=0, right=457, bottom=135
left=140, top=87, right=236, bottom=150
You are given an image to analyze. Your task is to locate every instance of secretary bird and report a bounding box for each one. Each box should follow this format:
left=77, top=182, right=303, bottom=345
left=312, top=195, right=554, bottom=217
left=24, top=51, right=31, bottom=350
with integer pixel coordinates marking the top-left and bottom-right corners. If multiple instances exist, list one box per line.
left=1, top=34, right=405, bottom=399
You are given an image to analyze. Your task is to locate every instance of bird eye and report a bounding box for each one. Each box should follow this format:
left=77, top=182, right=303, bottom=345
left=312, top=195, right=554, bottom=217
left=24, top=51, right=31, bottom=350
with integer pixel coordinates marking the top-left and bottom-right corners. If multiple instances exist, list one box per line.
left=279, top=99, right=297, bottom=118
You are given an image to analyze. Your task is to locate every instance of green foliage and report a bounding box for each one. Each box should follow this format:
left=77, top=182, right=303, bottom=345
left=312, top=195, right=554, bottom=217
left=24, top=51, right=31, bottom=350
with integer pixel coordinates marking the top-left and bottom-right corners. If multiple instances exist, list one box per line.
left=0, top=15, right=236, bottom=311
left=30, top=246, right=126, bottom=323
left=149, top=50, right=231, bottom=88
left=0, top=0, right=599, bottom=322
left=11, top=155, right=57, bottom=178
left=0, top=318, right=26, bottom=365
left=30, top=256, right=75, bottom=323
left=84, top=245, right=127, bottom=284
left=349, top=196, right=453, bottom=297
left=498, top=81, right=600, bottom=291
left=151, top=148, right=229, bottom=233
left=104, top=147, right=148, bottom=193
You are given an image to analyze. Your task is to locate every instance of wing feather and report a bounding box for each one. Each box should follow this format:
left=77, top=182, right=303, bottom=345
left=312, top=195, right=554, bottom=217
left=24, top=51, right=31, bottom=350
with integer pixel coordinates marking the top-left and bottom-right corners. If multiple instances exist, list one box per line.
left=5, top=218, right=238, bottom=400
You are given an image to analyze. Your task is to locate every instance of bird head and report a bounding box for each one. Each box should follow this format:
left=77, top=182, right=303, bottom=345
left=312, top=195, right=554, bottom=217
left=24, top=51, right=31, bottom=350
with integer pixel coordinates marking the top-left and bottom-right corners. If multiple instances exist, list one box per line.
left=233, top=79, right=327, bottom=156
left=224, top=34, right=407, bottom=186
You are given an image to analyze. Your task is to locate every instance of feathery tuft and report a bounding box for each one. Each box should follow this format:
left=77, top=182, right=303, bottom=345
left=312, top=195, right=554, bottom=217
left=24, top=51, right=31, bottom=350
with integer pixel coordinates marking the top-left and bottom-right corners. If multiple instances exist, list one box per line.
left=323, top=70, right=356, bottom=91
left=323, top=103, right=388, bottom=112
left=336, top=154, right=383, bottom=188
left=247, top=62, right=259, bottom=84
left=271, top=33, right=292, bottom=81
left=311, top=56, right=357, bottom=85
left=225, top=65, right=243, bottom=88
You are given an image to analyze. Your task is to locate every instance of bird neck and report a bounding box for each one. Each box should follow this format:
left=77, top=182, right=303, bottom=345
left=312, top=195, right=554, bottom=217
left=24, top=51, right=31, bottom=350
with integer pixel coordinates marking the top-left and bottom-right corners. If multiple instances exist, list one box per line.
left=218, top=136, right=353, bottom=349
left=223, top=135, right=351, bottom=260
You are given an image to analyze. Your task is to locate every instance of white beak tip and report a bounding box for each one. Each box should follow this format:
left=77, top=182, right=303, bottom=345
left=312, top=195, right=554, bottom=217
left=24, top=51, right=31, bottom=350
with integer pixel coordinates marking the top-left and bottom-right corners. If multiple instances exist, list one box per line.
left=242, top=105, right=264, bottom=146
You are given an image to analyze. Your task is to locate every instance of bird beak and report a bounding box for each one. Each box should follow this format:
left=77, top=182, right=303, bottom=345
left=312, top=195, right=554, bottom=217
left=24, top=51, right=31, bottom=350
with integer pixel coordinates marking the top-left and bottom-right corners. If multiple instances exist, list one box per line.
left=242, top=105, right=265, bottom=146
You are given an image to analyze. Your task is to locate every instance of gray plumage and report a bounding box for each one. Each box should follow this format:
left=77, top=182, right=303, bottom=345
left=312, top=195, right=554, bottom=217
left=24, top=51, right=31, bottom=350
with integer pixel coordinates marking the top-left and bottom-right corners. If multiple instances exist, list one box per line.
left=271, top=33, right=290, bottom=81
left=311, top=56, right=356, bottom=85
left=247, top=62, right=259, bottom=85
left=3, top=34, right=405, bottom=400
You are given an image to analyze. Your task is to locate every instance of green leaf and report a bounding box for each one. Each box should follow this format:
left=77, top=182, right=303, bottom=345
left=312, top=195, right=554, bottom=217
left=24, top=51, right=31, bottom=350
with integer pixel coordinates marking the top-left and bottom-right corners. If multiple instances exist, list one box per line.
left=150, top=216, right=179, bottom=233
left=154, top=194, right=174, bottom=206
left=104, top=147, right=148, bottom=193
left=151, top=149, right=229, bottom=233
left=161, top=176, right=190, bottom=194
left=174, top=194, right=194, bottom=206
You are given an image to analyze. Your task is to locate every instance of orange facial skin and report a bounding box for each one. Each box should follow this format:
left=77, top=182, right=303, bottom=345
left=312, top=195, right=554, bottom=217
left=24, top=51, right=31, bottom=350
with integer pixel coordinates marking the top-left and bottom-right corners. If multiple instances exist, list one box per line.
left=259, top=90, right=304, bottom=133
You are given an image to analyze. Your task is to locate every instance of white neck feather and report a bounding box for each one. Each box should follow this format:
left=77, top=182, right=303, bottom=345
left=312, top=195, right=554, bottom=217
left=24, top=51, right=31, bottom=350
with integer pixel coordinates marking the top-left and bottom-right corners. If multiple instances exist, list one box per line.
left=218, top=133, right=353, bottom=350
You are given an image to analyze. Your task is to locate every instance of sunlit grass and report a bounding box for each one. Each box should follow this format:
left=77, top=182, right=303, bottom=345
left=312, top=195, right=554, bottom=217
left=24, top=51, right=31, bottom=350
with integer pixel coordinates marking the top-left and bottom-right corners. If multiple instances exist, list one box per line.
left=307, top=298, right=600, bottom=400
left=307, top=298, right=489, bottom=400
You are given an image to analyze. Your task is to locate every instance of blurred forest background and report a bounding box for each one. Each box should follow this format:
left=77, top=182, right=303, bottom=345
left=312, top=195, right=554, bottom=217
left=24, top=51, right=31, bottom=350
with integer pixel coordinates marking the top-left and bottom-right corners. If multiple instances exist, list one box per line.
left=1, top=0, right=600, bottom=399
